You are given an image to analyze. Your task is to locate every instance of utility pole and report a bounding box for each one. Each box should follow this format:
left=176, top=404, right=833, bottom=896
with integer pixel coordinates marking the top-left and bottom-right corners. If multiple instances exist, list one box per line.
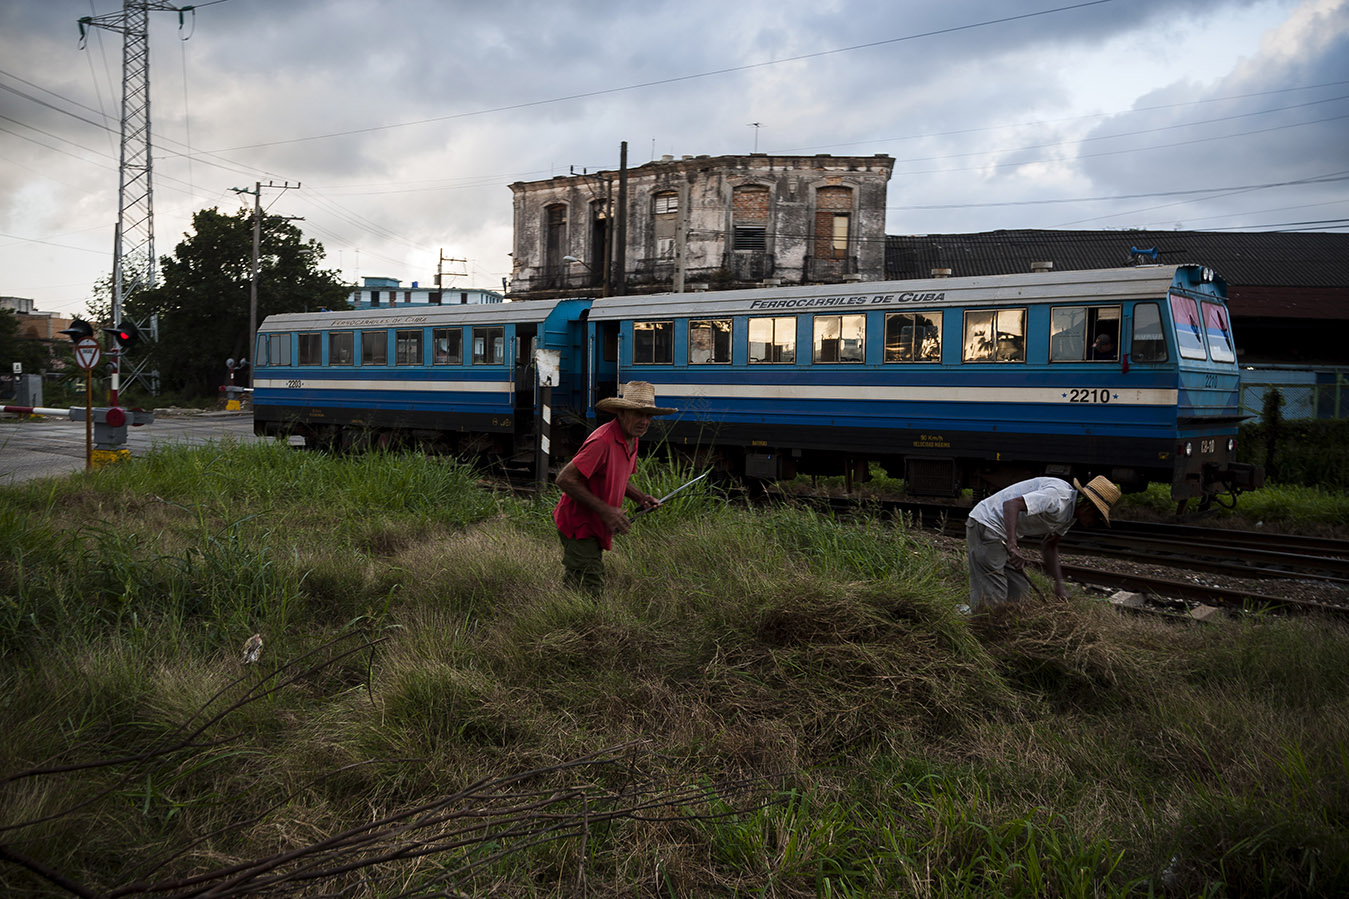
left=435, top=249, right=467, bottom=291
left=231, top=181, right=300, bottom=356
left=615, top=141, right=628, bottom=297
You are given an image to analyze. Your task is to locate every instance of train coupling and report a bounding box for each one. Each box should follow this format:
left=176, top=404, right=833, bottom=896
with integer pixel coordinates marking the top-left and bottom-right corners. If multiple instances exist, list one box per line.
left=1208, top=461, right=1265, bottom=492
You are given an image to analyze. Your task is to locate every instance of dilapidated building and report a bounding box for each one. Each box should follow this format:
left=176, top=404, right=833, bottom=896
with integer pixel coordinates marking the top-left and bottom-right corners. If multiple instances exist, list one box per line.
left=508, top=152, right=894, bottom=299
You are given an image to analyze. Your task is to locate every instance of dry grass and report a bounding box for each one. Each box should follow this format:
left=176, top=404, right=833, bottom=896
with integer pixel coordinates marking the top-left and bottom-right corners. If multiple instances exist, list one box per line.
left=2, top=443, right=1348, bottom=897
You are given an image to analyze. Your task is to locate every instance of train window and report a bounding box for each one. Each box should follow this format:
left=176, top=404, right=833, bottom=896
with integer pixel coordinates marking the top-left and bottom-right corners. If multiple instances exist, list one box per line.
left=1202, top=302, right=1235, bottom=363
left=1170, top=294, right=1206, bottom=360
left=257, top=333, right=290, bottom=367
left=689, top=319, right=731, bottom=364
left=395, top=330, right=423, bottom=365
left=962, top=309, right=1025, bottom=362
left=433, top=327, right=462, bottom=365
left=1131, top=303, right=1168, bottom=362
left=633, top=320, right=674, bottom=365
left=749, top=316, right=796, bottom=364
left=361, top=330, right=388, bottom=366
left=813, top=314, right=864, bottom=363
left=473, top=326, right=504, bottom=364
left=298, top=332, right=322, bottom=366
left=329, top=332, right=354, bottom=366
left=884, top=312, right=942, bottom=362
left=1049, top=305, right=1120, bottom=362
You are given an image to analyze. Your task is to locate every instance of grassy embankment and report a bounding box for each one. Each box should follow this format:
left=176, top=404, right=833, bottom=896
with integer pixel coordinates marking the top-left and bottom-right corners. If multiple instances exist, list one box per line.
left=2, top=441, right=1347, bottom=897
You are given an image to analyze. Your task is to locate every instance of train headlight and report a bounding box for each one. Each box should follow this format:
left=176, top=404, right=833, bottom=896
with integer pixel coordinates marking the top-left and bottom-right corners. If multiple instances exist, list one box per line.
left=1184, top=442, right=1193, bottom=457
left=1227, top=438, right=1235, bottom=452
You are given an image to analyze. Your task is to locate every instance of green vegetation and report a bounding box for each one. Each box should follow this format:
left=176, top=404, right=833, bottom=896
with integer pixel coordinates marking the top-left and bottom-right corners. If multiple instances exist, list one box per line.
left=1239, top=415, right=1349, bottom=494
left=2, top=443, right=1348, bottom=897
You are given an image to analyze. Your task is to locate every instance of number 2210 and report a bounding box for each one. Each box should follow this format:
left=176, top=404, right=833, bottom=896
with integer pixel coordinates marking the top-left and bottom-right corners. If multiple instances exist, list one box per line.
left=1068, top=388, right=1111, bottom=403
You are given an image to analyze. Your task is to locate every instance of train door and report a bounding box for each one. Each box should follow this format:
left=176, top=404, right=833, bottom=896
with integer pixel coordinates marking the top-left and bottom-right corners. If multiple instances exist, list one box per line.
left=514, top=324, right=538, bottom=423
left=591, top=318, right=620, bottom=414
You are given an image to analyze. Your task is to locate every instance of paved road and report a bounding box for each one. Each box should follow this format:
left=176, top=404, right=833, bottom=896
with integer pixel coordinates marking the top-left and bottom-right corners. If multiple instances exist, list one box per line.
left=0, top=410, right=266, bottom=485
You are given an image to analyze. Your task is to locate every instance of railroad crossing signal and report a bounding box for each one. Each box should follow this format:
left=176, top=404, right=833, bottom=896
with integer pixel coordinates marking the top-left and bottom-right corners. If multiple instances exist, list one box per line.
left=103, top=321, right=143, bottom=353
left=60, top=319, right=95, bottom=342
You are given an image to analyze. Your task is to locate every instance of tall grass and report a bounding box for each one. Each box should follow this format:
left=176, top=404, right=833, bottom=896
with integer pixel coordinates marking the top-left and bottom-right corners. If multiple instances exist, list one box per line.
left=2, top=441, right=1347, bottom=897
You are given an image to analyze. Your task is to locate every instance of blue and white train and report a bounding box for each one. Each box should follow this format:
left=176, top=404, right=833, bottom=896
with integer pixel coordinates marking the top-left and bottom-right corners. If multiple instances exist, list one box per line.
left=252, top=264, right=1263, bottom=507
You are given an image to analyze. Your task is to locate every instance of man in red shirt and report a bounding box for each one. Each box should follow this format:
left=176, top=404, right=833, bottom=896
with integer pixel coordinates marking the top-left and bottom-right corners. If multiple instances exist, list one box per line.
left=553, top=381, right=676, bottom=594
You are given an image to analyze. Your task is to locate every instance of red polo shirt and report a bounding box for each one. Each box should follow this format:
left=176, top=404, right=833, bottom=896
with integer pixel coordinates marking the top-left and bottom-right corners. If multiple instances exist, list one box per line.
left=553, top=419, right=638, bottom=550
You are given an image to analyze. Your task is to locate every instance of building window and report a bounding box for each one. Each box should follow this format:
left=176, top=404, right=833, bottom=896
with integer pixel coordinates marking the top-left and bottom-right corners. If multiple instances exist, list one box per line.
left=545, top=204, right=568, bottom=282
left=962, top=309, right=1025, bottom=362
left=433, top=328, right=462, bottom=365
left=749, top=316, right=795, bottom=364
left=473, top=326, right=504, bottom=365
left=1049, top=305, right=1121, bottom=362
left=813, top=314, right=865, bottom=363
left=370, top=290, right=381, bottom=307
left=814, top=186, right=852, bottom=259
left=298, top=332, right=322, bottom=366
left=361, top=330, right=387, bottom=365
left=732, top=185, right=769, bottom=252
left=884, top=312, right=942, bottom=362
left=329, top=331, right=354, bottom=366
left=654, top=192, right=678, bottom=260
left=633, top=320, right=673, bottom=365
left=395, top=330, right=423, bottom=365
left=429, top=291, right=442, bottom=305
left=733, top=226, right=766, bottom=252
left=689, top=319, right=731, bottom=364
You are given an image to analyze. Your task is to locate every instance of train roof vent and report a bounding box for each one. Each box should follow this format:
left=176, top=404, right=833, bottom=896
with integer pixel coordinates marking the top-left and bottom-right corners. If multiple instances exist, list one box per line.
left=1031, top=261, right=1054, bottom=273
left=930, top=268, right=952, bottom=278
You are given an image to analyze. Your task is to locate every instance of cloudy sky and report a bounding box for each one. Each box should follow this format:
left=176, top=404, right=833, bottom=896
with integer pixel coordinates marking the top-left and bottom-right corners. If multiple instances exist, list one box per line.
left=2, top=0, right=1347, bottom=317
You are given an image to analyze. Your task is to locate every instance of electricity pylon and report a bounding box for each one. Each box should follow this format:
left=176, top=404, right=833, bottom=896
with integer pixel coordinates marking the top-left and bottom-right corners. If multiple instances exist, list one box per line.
left=79, top=1, right=186, bottom=396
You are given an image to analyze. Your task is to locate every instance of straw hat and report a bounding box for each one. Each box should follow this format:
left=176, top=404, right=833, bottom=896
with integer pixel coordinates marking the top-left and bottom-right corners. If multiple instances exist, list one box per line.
left=595, top=381, right=677, bottom=416
left=1073, top=475, right=1121, bottom=524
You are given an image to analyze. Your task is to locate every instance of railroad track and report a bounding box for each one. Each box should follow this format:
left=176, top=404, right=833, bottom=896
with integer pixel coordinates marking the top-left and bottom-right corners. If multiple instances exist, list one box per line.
left=779, top=491, right=1349, bottom=618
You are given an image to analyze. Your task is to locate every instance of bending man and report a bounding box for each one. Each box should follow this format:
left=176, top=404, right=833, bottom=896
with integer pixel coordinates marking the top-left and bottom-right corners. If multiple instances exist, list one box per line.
left=965, top=475, right=1120, bottom=612
left=553, top=381, right=676, bottom=594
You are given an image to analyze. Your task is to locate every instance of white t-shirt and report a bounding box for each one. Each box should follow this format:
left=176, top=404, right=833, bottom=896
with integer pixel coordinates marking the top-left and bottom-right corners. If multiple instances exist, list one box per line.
left=968, top=477, right=1077, bottom=541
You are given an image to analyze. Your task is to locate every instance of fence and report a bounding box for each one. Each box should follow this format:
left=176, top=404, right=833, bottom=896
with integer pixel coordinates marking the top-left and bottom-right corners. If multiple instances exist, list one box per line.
left=1239, top=367, right=1349, bottom=422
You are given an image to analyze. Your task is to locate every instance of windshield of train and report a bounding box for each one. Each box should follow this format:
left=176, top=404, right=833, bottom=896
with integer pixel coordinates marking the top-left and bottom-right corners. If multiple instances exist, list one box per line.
left=1202, top=302, right=1235, bottom=363
left=1169, top=293, right=1207, bottom=360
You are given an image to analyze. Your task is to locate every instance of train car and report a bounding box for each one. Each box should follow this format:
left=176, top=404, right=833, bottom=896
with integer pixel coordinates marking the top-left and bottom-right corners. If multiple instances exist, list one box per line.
left=585, top=264, right=1263, bottom=507
left=252, top=298, right=593, bottom=460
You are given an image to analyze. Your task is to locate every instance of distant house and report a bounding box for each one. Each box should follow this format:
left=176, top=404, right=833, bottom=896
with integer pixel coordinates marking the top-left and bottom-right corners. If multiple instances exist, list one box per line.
left=347, top=276, right=503, bottom=309
left=508, top=153, right=895, bottom=299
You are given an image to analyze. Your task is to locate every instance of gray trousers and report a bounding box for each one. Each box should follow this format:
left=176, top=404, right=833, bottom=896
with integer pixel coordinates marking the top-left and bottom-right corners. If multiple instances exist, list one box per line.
left=965, top=519, right=1032, bottom=610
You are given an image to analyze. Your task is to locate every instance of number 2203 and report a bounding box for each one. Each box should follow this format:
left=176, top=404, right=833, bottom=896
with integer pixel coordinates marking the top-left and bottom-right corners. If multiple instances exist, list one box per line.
left=1068, top=388, right=1111, bottom=404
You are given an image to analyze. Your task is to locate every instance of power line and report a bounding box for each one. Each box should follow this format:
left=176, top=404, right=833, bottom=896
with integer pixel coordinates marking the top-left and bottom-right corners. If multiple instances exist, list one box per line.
left=208, top=0, right=1121, bottom=152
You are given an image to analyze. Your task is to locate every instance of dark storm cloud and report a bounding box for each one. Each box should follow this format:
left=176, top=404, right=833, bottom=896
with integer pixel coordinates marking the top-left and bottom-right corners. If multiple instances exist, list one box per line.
left=1, top=0, right=1343, bottom=313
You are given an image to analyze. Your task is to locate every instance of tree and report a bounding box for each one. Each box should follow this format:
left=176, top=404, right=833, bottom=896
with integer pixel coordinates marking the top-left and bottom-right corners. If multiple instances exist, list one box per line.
left=127, top=207, right=350, bottom=397
left=0, top=308, right=51, bottom=378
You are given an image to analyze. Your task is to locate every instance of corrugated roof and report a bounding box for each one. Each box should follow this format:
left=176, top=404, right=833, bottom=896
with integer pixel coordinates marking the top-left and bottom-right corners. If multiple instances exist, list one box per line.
left=885, top=229, right=1349, bottom=289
